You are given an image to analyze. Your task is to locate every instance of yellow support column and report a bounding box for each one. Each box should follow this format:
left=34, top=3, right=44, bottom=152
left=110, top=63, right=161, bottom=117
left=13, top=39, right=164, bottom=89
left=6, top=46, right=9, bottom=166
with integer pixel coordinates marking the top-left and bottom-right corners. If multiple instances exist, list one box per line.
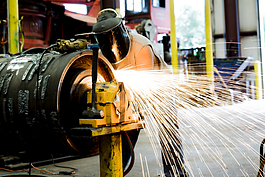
left=7, top=0, right=20, bottom=53
left=254, top=61, right=262, bottom=99
left=170, top=0, right=178, bottom=74
left=205, top=0, right=214, bottom=84
left=99, top=134, right=123, bottom=177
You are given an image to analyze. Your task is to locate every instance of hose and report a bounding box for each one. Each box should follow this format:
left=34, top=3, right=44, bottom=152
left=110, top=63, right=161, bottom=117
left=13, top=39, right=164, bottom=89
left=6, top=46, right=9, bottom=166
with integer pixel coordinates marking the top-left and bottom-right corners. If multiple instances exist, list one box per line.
left=0, top=163, right=75, bottom=176
left=35, top=43, right=57, bottom=119
left=123, top=132, right=135, bottom=176
left=20, top=47, right=46, bottom=55
left=51, top=154, right=78, bottom=171
left=31, top=163, right=73, bottom=175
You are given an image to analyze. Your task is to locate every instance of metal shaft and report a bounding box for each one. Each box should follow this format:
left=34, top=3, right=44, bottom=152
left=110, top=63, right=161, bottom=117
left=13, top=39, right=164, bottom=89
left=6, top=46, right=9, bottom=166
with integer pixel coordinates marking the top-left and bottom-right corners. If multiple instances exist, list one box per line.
left=81, top=46, right=104, bottom=119
left=91, top=46, right=99, bottom=109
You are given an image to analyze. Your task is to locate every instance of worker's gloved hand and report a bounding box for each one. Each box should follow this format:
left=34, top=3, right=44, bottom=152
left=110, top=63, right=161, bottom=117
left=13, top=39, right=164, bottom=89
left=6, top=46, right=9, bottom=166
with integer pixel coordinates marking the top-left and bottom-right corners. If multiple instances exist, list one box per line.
left=53, top=38, right=88, bottom=53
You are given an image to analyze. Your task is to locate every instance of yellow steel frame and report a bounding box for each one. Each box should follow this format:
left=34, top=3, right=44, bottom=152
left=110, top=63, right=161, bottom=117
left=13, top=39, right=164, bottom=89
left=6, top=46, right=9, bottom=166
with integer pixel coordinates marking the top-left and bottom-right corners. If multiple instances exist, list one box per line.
left=254, top=61, right=262, bottom=99
left=99, top=134, right=123, bottom=177
left=79, top=81, right=144, bottom=177
left=80, top=82, right=136, bottom=128
left=205, top=0, right=214, bottom=84
left=86, top=122, right=144, bottom=137
left=170, top=0, right=178, bottom=74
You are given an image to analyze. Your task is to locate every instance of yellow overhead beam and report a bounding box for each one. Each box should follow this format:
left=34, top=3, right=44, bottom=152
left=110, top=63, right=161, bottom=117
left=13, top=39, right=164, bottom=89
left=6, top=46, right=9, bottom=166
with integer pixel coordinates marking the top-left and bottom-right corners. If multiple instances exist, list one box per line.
left=170, top=0, right=178, bottom=74
left=7, top=0, right=20, bottom=53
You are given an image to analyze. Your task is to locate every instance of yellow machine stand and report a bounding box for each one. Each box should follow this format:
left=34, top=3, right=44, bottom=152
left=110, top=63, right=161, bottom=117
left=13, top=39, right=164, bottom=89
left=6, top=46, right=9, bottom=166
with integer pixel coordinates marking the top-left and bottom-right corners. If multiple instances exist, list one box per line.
left=79, top=81, right=144, bottom=177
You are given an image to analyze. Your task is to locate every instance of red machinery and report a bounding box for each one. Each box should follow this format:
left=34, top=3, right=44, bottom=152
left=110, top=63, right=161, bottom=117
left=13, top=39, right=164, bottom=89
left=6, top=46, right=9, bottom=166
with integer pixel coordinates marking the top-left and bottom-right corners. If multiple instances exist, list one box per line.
left=0, top=0, right=100, bottom=53
left=124, top=0, right=171, bottom=42
left=0, top=0, right=171, bottom=53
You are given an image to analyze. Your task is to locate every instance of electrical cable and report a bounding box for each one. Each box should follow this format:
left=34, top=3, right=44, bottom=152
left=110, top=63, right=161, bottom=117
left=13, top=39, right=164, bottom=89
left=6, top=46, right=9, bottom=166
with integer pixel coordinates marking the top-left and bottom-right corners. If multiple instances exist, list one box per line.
left=34, top=43, right=79, bottom=176
left=34, top=43, right=83, bottom=153
left=34, top=43, right=77, bottom=176
left=31, top=163, right=76, bottom=175
left=35, top=43, right=57, bottom=124
left=28, top=161, right=31, bottom=176
left=19, top=16, right=24, bottom=52
left=33, top=43, right=57, bottom=176
left=0, top=167, right=29, bottom=173
left=123, top=132, right=135, bottom=176
left=20, top=47, right=46, bottom=55
left=30, top=163, right=60, bottom=175
left=0, top=164, right=75, bottom=175
left=51, top=153, right=78, bottom=171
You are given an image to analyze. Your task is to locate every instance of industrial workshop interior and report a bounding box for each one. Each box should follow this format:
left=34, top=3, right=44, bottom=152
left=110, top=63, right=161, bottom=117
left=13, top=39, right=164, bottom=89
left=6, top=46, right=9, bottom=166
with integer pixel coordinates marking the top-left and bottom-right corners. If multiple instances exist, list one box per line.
left=1, top=0, right=265, bottom=176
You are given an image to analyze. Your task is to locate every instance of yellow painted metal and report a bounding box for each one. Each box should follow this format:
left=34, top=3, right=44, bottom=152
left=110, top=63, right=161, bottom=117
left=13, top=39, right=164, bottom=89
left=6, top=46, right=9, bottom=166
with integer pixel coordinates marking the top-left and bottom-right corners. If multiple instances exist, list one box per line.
left=205, top=0, right=214, bottom=83
left=80, top=82, right=120, bottom=127
left=55, top=39, right=88, bottom=53
left=79, top=81, right=136, bottom=128
left=169, top=0, right=178, bottom=74
left=254, top=61, right=262, bottom=99
left=89, top=122, right=144, bottom=137
left=99, top=134, right=123, bottom=177
left=89, top=82, right=119, bottom=104
left=78, top=80, right=145, bottom=177
left=7, top=0, right=20, bottom=53
left=79, top=82, right=120, bottom=128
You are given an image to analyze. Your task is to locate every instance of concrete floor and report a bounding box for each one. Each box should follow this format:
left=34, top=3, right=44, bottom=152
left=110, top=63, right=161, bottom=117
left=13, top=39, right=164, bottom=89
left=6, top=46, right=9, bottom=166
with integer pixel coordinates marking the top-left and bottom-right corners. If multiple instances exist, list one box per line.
left=1, top=100, right=265, bottom=177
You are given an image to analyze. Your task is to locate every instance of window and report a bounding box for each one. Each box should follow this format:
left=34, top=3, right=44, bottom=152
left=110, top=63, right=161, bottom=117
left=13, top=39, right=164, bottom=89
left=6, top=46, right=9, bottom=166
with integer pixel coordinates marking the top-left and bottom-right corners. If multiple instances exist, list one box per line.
left=153, top=0, right=165, bottom=8
left=63, top=4, right=87, bottom=15
left=126, top=0, right=150, bottom=16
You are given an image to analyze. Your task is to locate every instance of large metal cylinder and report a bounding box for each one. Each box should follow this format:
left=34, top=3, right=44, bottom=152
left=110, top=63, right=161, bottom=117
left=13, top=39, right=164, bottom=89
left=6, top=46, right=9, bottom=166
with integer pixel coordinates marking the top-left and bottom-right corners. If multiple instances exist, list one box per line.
left=0, top=49, right=115, bottom=157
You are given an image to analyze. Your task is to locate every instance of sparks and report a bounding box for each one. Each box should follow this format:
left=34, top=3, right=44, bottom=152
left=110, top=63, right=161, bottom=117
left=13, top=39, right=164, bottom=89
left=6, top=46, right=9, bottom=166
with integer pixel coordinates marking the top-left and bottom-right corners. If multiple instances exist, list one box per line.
left=114, top=68, right=265, bottom=177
